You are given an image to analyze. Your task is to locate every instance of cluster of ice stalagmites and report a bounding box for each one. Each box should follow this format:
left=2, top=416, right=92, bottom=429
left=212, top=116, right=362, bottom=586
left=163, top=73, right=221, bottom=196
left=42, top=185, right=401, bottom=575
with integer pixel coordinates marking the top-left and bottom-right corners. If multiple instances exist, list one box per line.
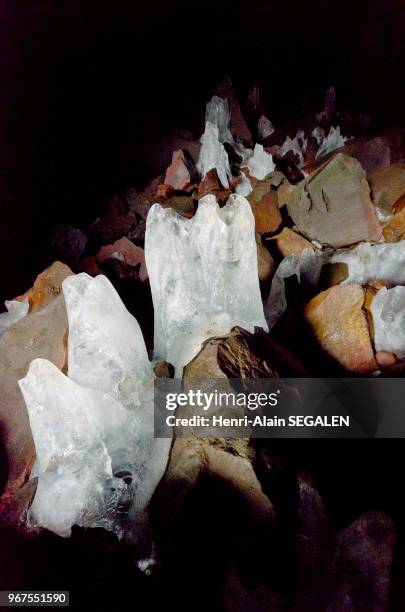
left=18, top=274, right=171, bottom=556
left=145, top=194, right=268, bottom=374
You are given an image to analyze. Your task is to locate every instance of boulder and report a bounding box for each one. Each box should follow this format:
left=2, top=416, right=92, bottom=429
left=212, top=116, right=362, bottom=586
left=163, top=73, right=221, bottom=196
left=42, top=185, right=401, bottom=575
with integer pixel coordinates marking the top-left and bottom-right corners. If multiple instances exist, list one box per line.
left=344, top=136, right=391, bottom=177
left=287, top=153, right=382, bottom=248
left=164, top=149, right=195, bottom=191
left=256, top=238, right=275, bottom=284
left=0, top=294, right=68, bottom=492
left=304, top=284, right=377, bottom=373
left=369, top=163, right=405, bottom=214
left=97, top=236, right=148, bottom=281
left=248, top=180, right=281, bottom=234
left=266, top=227, right=314, bottom=258
left=14, top=261, right=73, bottom=312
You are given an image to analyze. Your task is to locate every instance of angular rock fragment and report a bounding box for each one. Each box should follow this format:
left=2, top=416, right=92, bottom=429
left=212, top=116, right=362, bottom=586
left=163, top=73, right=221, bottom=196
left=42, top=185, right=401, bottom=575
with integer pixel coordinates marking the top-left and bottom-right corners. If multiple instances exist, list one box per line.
left=0, top=299, right=29, bottom=335
left=18, top=358, right=138, bottom=537
left=371, top=286, right=405, bottom=359
left=243, top=144, right=275, bottom=181
left=345, top=136, right=390, bottom=177
left=257, top=115, right=274, bottom=142
left=256, top=238, right=275, bottom=284
left=145, top=194, right=268, bottom=373
left=0, top=294, right=68, bottom=492
left=97, top=236, right=148, bottom=281
left=15, top=261, right=73, bottom=312
left=164, top=149, right=195, bottom=191
left=247, top=180, right=281, bottom=234
left=90, top=195, right=137, bottom=242
left=196, top=122, right=232, bottom=189
left=382, top=206, right=405, bottom=242
left=369, top=163, right=405, bottom=214
left=287, top=153, right=382, bottom=247
left=266, top=228, right=314, bottom=258
left=304, top=284, right=377, bottom=373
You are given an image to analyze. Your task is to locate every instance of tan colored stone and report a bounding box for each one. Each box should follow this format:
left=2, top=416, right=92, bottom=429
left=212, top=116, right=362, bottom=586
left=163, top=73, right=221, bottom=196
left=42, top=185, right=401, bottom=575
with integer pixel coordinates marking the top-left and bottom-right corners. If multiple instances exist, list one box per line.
left=0, top=295, right=68, bottom=492
left=369, top=163, right=405, bottom=214
left=304, top=284, right=377, bottom=373
left=266, top=227, right=314, bottom=257
left=248, top=187, right=281, bottom=234
left=256, top=238, right=275, bottom=283
left=383, top=207, right=405, bottom=242
left=287, top=153, right=382, bottom=247
left=375, top=351, right=397, bottom=368
left=15, top=261, right=73, bottom=312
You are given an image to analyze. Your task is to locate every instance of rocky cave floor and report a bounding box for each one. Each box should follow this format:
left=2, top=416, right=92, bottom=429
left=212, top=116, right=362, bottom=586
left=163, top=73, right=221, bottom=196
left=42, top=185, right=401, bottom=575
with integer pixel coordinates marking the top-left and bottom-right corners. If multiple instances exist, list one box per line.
left=0, top=81, right=405, bottom=611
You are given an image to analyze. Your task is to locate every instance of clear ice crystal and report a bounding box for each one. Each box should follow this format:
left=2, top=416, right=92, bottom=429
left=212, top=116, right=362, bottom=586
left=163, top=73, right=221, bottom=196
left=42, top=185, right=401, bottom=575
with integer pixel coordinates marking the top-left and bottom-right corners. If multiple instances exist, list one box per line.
left=19, top=274, right=171, bottom=557
left=242, top=143, right=275, bottom=180
left=371, top=286, right=405, bottom=358
left=18, top=358, right=138, bottom=537
left=235, top=172, right=253, bottom=197
left=62, top=273, right=151, bottom=410
left=331, top=242, right=405, bottom=285
left=279, top=129, right=308, bottom=167
left=196, top=121, right=232, bottom=188
left=145, top=194, right=268, bottom=373
left=0, top=299, right=29, bottom=334
left=205, top=95, right=233, bottom=144
left=257, top=115, right=274, bottom=141
left=265, top=249, right=327, bottom=330
left=315, top=126, right=347, bottom=160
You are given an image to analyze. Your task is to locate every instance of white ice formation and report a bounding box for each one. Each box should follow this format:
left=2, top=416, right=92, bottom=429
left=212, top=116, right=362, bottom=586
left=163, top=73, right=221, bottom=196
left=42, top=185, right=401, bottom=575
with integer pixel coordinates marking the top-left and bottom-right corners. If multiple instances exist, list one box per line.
left=235, top=172, right=253, bottom=197
left=279, top=130, right=308, bottom=167
left=331, top=242, right=405, bottom=285
left=205, top=95, right=233, bottom=144
left=18, top=273, right=171, bottom=562
left=371, top=287, right=405, bottom=359
left=265, top=249, right=326, bottom=330
left=19, top=358, right=139, bottom=537
left=257, top=115, right=274, bottom=141
left=315, top=126, right=347, bottom=160
left=242, top=143, right=275, bottom=180
left=145, top=194, right=268, bottom=373
left=196, top=121, right=232, bottom=188
left=0, top=299, right=29, bottom=334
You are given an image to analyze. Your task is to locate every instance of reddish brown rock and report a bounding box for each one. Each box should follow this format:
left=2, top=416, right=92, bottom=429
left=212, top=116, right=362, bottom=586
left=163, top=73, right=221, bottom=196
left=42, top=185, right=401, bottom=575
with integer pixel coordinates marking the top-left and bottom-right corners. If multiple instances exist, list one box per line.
left=156, top=183, right=172, bottom=198
left=304, top=284, right=377, bottom=373
left=344, top=136, right=391, bottom=177
left=14, top=261, right=73, bottom=312
left=287, top=153, right=382, bottom=247
left=90, top=195, right=137, bottom=242
left=0, top=295, right=68, bottom=492
left=198, top=168, right=221, bottom=195
left=256, top=238, right=275, bottom=284
left=248, top=181, right=281, bottom=234
left=79, top=256, right=102, bottom=277
left=266, top=227, right=314, bottom=257
left=97, top=236, right=148, bottom=281
left=164, top=150, right=192, bottom=191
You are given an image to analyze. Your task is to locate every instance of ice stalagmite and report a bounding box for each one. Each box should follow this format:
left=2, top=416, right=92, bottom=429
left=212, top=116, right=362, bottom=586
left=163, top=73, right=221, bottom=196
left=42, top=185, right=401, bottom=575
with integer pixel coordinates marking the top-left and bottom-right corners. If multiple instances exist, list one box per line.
left=196, top=121, right=232, bottom=188
left=0, top=299, right=29, bottom=334
left=205, top=95, right=233, bottom=144
left=18, top=358, right=138, bottom=537
left=242, top=143, right=275, bottom=180
left=62, top=273, right=150, bottom=409
left=145, top=194, right=268, bottom=374
left=62, top=273, right=171, bottom=549
left=371, top=287, right=405, bottom=359
left=331, top=242, right=405, bottom=285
